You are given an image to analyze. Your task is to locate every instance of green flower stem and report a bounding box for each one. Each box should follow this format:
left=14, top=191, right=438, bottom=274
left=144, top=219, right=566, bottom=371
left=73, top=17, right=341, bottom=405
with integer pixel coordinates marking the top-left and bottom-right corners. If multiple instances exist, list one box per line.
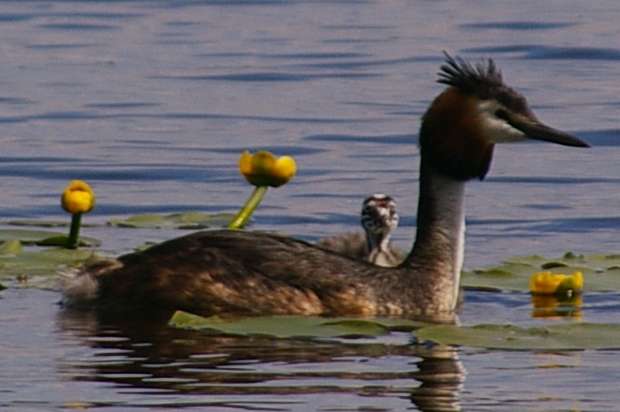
left=66, top=213, right=82, bottom=249
left=228, top=186, right=269, bottom=229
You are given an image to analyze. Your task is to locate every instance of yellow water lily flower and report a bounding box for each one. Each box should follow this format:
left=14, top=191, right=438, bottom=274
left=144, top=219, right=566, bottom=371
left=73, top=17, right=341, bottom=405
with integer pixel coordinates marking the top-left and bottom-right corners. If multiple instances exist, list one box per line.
left=61, top=180, right=95, bottom=214
left=239, top=150, right=297, bottom=187
left=529, top=271, right=584, bottom=296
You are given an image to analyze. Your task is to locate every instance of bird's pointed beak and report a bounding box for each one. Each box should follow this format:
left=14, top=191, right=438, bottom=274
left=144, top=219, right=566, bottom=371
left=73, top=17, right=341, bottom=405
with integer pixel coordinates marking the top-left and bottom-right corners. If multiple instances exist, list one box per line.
left=498, top=110, right=589, bottom=148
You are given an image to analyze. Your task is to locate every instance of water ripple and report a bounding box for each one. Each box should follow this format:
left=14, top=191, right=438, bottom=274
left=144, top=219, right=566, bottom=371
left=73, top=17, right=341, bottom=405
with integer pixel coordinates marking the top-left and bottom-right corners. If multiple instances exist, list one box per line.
left=0, top=156, right=86, bottom=164
left=0, top=96, right=34, bottom=105
left=0, top=111, right=382, bottom=125
left=161, top=0, right=293, bottom=7
left=151, top=72, right=381, bottom=82
left=84, top=102, right=162, bottom=110
left=574, top=129, right=620, bottom=147
left=40, top=12, right=143, bottom=20
left=296, top=56, right=424, bottom=70
left=463, top=45, right=620, bottom=60
left=261, top=52, right=371, bottom=60
left=38, top=23, right=120, bottom=31
left=487, top=176, right=620, bottom=185
left=304, top=133, right=415, bottom=144
left=518, top=216, right=620, bottom=233
left=461, top=21, right=577, bottom=30
left=321, top=24, right=392, bottom=30
left=203, top=145, right=326, bottom=156
left=0, top=13, right=32, bottom=22
left=27, top=43, right=99, bottom=50
left=0, top=166, right=234, bottom=183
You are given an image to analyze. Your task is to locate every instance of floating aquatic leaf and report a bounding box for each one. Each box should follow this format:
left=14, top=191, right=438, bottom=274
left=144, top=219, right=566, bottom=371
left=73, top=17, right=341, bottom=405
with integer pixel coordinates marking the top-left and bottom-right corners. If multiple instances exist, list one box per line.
left=36, top=235, right=100, bottom=248
left=0, top=229, right=68, bottom=244
left=541, top=261, right=568, bottom=269
left=0, top=240, right=22, bottom=256
left=0, top=228, right=100, bottom=248
left=0, top=247, right=96, bottom=288
left=169, top=311, right=421, bottom=339
left=416, top=322, right=620, bottom=350
left=6, top=219, right=97, bottom=228
left=462, top=264, right=534, bottom=292
left=462, top=252, right=620, bottom=292
left=107, top=211, right=235, bottom=229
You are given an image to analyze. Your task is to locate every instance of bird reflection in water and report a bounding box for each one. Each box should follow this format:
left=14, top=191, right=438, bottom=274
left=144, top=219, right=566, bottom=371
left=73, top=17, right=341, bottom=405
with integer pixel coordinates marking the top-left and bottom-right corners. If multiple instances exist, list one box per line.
left=56, top=309, right=465, bottom=411
left=410, top=344, right=465, bottom=411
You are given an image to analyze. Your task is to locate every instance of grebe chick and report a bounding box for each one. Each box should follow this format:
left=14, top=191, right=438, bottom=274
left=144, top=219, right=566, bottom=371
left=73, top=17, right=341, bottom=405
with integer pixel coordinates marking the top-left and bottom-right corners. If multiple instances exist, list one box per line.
left=317, top=194, right=402, bottom=267
left=64, top=54, right=589, bottom=322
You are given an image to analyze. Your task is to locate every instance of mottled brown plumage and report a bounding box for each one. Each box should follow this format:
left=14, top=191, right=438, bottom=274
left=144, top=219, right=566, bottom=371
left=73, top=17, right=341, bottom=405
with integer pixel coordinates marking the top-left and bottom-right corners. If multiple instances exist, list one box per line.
left=65, top=53, right=588, bottom=323
left=316, top=231, right=369, bottom=261
left=95, top=229, right=453, bottom=320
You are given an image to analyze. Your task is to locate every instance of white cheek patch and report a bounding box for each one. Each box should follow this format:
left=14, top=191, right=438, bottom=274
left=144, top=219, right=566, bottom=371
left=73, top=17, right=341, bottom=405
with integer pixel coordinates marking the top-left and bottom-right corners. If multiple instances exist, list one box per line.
left=477, top=101, right=526, bottom=143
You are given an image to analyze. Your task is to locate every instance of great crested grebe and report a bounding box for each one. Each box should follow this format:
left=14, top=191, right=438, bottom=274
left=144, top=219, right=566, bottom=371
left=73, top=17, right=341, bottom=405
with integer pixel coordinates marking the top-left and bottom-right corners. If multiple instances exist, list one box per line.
left=317, top=194, right=402, bottom=267
left=64, top=54, right=589, bottom=322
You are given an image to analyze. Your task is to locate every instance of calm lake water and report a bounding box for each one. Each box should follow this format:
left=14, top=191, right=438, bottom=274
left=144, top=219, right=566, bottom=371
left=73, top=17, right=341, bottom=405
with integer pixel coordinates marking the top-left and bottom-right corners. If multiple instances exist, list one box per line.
left=1, top=1, right=620, bottom=411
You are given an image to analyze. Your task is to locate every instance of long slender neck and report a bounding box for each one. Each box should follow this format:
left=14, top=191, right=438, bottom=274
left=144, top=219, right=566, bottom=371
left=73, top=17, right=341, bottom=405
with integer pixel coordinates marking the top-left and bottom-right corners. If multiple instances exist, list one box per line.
left=403, top=156, right=466, bottom=311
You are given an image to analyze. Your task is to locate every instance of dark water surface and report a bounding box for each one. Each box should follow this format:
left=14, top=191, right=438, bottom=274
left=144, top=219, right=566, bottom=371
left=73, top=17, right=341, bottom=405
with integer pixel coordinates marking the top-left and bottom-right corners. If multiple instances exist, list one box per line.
left=1, top=1, right=620, bottom=411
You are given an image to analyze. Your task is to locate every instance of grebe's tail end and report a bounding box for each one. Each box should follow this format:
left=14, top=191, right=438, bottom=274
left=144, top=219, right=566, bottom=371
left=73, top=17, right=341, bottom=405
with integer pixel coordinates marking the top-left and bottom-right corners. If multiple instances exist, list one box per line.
left=60, top=258, right=122, bottom=307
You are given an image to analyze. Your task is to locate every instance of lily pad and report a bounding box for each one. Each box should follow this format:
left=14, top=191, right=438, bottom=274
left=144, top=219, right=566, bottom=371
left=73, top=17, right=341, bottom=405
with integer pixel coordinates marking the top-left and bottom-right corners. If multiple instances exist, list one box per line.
left=107, top=211, right=235, bottom=229
left=462, top=252, right=620, bottom=292
left=1, top=229, right=67, bottom=244
left=0, top=247, right=96, bottom=288
left=36, top=235, right=100, bottom=248
left=169, top=311, right=422, bottom=339
left=416, top=322, right=620, bottom=350
left=6, top=219, right=97, bottom=228
left=0, top=240, right=23, bottom=256
left=0, top=229, right=99, bottom=247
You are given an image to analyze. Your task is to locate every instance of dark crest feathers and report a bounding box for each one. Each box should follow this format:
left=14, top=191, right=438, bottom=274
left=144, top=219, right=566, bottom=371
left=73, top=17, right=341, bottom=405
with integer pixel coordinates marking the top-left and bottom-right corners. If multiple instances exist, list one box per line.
left=437, top=52, right=504, bottom=98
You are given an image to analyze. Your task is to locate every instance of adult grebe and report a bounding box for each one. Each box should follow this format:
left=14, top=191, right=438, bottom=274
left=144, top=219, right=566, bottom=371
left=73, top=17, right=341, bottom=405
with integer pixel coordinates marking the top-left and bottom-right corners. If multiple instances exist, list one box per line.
left=64, top=54, right=589, bottom=322
left=317, top=194, right=402, bottom=267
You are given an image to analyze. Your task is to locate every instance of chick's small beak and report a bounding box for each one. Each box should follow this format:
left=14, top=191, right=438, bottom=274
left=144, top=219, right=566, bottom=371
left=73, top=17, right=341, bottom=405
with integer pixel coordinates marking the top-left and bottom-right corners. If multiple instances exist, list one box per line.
left=498, top=110, right=590, bottom=148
